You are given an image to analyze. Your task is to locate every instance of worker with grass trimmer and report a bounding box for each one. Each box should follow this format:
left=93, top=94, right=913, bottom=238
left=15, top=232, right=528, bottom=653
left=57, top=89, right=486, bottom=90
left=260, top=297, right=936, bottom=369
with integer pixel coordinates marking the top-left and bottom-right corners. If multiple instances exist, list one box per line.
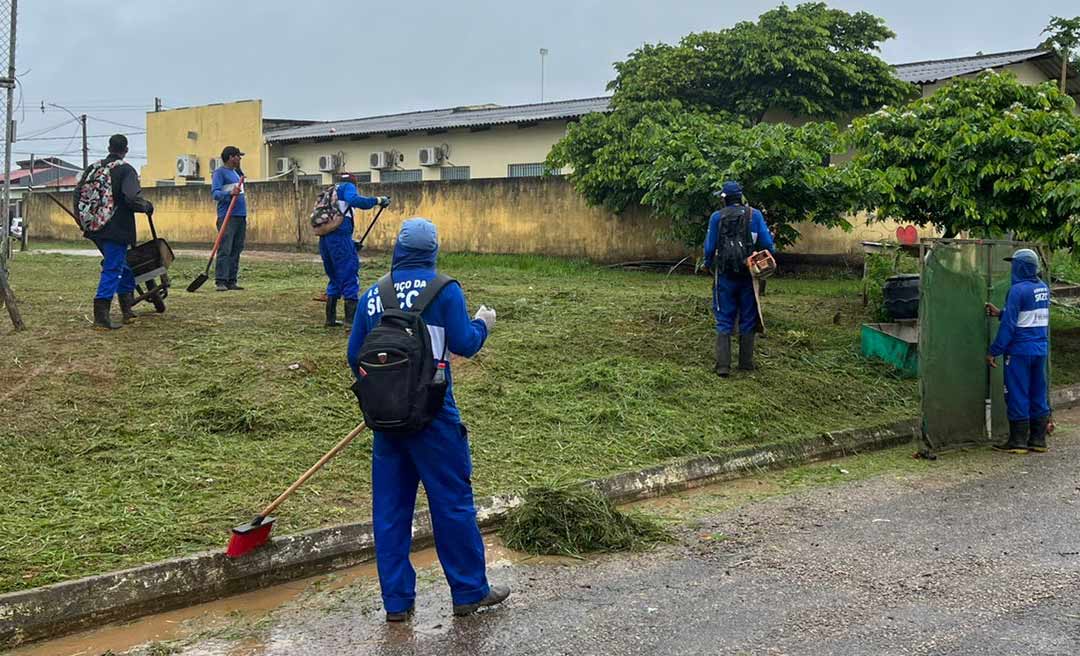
left=76, top=134, right=155, bottom=330
left=986, top=248, right=1051, bottom=454
left=318, top=173, right=390, bottom=328
left=704, top=180, right=775, bottom=376
left=347, top=218, right=507, bottom=622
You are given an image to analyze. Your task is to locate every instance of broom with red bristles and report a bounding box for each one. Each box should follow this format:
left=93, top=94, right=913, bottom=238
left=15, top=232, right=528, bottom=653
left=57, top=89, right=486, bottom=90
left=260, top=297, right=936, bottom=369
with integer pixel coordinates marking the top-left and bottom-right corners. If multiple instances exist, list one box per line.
left=226, top=422, right=367, bottom=558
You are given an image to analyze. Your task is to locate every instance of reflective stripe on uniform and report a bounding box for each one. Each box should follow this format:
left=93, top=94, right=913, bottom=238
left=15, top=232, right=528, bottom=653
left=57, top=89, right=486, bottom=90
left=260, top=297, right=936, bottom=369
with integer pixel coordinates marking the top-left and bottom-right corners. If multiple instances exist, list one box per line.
left=1017, top=308, right=1049, bottom=328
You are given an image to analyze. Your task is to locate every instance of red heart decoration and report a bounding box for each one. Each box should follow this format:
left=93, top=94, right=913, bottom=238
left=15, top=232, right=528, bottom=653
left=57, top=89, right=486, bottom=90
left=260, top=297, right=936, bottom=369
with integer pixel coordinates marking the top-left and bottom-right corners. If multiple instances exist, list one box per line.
left=896, top=225, right=918, bottom=245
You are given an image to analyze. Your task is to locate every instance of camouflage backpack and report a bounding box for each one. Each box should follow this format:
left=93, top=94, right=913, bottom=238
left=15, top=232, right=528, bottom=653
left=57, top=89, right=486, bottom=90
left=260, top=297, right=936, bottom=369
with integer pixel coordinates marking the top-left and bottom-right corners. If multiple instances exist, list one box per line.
left=310, top=185, right=346, bottom=236
left=74, top=159, right=124, bottom=232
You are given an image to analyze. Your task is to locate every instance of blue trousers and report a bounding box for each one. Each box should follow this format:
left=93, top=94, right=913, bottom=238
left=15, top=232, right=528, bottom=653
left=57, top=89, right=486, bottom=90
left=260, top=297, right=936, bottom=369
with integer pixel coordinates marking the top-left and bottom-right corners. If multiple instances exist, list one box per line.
left=372, top=417, right=490, bottom=613
left=319, top=231, right=360, bottom=300
left=94, top=239, right=135, bottom=300
left=214, top=215, right=246, bottom=285
left=713, top=273, right=758, bottom=334
left=1004, top=354, right=1050, bottom=421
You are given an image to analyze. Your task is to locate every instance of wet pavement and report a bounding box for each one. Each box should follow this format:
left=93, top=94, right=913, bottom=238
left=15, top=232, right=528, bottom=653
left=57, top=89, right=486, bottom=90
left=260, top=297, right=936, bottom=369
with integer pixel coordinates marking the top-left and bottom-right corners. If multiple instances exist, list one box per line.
left=16, top=411, right=1080, bottom=655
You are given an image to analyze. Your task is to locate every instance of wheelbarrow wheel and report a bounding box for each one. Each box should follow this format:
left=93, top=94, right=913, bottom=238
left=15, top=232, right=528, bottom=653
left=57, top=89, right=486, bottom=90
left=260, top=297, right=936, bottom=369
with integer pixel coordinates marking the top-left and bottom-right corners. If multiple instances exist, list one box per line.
left=146, top=280, right=167, bottom=313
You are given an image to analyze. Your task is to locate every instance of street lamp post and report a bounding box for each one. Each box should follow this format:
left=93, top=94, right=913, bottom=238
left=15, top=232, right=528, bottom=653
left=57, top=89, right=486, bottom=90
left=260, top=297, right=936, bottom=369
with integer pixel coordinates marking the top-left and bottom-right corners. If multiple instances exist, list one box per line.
left=540, top=48, right=548, bottom=102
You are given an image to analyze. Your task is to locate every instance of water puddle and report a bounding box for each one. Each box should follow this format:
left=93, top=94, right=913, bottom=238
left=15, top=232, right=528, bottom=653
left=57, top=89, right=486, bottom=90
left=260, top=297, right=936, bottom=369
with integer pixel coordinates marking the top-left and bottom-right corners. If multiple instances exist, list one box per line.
left=9, top=535, right=575, bottom=656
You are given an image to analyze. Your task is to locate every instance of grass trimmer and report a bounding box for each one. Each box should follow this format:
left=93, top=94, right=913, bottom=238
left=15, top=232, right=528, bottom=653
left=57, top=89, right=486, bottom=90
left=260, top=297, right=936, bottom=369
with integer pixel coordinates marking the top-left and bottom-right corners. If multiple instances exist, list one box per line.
left=187, top=176, right=244, bottom=292
left=226, top=421, right=366, bottom=558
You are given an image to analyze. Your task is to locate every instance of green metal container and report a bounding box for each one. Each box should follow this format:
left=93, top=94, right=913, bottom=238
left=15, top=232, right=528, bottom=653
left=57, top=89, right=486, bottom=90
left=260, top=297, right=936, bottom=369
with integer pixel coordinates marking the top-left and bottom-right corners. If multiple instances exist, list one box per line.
left=861, top=321, right=918, bottom=378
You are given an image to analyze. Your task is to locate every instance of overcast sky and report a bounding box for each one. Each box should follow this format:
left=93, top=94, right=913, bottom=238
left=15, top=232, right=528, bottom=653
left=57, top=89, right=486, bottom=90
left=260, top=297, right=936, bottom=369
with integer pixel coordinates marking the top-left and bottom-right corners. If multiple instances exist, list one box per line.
left=10, top=0, right=1078, bottom=167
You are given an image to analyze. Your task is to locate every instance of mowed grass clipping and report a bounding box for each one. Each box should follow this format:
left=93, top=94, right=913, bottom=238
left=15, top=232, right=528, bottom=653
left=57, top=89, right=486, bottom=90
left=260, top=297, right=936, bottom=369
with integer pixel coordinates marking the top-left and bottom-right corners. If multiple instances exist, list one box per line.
left=500, top=484, right=670, bottom=556
left=8, top=243, right=1074, bottom=592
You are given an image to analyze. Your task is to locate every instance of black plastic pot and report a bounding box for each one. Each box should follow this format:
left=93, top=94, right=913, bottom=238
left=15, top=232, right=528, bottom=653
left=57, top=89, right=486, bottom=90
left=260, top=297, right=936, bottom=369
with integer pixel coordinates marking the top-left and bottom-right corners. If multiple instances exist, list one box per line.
left=883, top=274, right=920, bottom=320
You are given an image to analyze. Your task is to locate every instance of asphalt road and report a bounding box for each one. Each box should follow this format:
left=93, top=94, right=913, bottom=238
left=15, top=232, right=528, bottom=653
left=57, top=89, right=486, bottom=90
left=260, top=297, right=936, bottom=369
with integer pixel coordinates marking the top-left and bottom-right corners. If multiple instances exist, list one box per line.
left=156, top=410, right=1080, bottom=656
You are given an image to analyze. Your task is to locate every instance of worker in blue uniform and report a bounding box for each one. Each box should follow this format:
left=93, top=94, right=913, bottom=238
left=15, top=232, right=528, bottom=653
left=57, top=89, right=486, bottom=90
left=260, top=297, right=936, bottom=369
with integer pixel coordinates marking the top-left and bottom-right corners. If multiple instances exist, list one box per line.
left=703, top=181, right=775, bottom=376
left=347, top=218, right=508, bottom=621
left=322, top=173, right=390, bottom=328
left=986, top=248, right=1051, bottom=454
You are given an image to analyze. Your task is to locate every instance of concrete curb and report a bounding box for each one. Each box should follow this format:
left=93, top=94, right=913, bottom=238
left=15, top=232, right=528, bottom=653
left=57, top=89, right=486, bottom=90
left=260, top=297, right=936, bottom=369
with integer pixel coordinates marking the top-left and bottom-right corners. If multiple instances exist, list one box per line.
left=4, top=384, right=1079, bottom=648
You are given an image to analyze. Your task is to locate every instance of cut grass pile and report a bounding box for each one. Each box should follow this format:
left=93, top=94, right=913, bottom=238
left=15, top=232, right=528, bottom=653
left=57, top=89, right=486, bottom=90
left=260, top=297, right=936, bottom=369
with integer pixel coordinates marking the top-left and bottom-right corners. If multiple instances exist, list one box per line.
left=1, top=242, right=1077, bottom=593
left=500, top=484, right=670, bottom=556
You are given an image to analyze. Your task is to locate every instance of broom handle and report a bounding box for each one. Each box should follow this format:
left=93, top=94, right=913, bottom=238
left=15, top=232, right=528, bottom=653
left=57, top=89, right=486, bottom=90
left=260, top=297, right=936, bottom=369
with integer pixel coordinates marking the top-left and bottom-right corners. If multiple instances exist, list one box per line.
left=205, top=177, right=244, bottom=273
left=257, top=422, right=367, bottom=519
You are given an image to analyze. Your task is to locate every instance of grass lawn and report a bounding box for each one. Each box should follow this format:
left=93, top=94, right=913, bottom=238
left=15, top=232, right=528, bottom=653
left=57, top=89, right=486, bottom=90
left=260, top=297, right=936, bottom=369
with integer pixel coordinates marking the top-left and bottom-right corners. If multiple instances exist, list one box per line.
left=0, top=243, right=1074, bottom=593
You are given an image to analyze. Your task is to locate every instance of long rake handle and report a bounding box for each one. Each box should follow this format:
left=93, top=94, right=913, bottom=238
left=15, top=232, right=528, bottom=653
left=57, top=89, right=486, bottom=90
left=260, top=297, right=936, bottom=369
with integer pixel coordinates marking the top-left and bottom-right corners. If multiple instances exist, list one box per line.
left=257, top=422, right=367, bottom=520
left=356, top=204, right=385, bottom=248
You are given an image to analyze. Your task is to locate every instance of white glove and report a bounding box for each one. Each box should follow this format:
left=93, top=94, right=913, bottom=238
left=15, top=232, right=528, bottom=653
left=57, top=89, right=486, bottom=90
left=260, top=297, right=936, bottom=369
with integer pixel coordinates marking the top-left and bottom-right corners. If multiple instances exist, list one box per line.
left=474, top=305, right=496, bottom=331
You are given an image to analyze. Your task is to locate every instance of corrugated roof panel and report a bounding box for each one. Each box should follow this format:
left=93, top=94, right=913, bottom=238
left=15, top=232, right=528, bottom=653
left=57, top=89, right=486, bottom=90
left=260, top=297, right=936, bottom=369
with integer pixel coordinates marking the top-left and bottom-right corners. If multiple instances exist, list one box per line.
left=265, top=97, right=612, bottom=143
left=893, top=49, right=1049, bottom=84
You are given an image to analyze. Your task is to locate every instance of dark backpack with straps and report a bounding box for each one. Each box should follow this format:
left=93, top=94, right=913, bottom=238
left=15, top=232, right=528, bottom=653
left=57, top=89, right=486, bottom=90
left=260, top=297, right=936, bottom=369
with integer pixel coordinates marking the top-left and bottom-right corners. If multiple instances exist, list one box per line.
left=715, top=205, right=755, bottom=275
left=351, top=273, right=455, bottom=434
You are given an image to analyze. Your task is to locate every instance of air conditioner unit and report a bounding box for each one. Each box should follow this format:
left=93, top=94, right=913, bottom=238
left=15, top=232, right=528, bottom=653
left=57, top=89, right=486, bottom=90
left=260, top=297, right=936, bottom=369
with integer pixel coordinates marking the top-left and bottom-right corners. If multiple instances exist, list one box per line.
left=318, top=154, right=341, bottom=172
left=175, top=155, right=198, bottom=178
left=418, top=146, right=445, bottom=167
left=208, top=157, right=222, bottom=172
left=370, top=150, right=403, bottom=170
left=274, top=157, right=294, bottom=174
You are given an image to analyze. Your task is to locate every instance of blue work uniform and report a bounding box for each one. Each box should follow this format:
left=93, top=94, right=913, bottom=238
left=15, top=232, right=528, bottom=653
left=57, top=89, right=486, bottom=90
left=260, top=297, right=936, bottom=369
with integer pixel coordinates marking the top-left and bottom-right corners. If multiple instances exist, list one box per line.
left=320, top=182, right=377, bottom=301
left=81, top=154, right=150, bottom=299
left=347, top=227, right=491, bottom=614
left=703, top=205, right=776, bottom=334
left=989, top=257, right=1051, bottom=422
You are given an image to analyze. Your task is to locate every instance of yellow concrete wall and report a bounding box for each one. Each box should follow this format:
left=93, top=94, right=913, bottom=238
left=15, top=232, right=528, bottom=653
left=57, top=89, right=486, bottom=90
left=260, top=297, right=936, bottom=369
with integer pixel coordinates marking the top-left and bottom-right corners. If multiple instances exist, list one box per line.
left=25, top=177, right=688, bottom=261
left=270, top=122, right=569, bottom=183
left=142, top=100, right=265, bottom=185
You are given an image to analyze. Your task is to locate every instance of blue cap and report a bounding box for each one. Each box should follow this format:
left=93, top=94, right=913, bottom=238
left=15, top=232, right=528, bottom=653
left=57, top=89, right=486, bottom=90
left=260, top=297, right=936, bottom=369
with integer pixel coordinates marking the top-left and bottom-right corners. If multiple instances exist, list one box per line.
left=713, top=180, right=743, bottom=198
left=1004, top=248, right=1039, bottom=268
left=397, top=218, right=438, bottom=252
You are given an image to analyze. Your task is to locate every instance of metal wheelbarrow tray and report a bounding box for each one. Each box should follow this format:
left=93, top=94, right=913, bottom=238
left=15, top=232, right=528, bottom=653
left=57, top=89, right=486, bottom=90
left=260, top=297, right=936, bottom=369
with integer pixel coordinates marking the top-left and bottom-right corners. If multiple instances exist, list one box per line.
left=125, top=214, right=173, bottom=313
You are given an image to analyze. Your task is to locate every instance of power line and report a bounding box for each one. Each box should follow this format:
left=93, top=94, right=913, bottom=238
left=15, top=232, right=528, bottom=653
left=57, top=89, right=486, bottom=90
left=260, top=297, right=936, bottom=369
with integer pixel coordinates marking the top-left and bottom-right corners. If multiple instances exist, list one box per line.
left=17, top=131, right=145, bottom=141
left=85, top=115, right=144, bottom=130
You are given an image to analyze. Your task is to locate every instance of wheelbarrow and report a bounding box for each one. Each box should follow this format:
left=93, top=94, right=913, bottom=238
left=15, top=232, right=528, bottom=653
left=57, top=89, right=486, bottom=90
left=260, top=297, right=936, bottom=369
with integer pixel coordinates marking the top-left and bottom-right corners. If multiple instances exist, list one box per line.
left=125, top=213, right=174, bottom=313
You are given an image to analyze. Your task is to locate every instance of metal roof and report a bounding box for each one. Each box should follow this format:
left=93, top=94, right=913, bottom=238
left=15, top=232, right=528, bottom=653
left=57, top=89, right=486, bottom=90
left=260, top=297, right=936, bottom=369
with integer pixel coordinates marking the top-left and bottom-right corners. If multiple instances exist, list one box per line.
left=893, top=48, right=1052, bottom=84
left=265, top=96, right=612, bottom=144
left=265, top=50, right=1077, bottom=145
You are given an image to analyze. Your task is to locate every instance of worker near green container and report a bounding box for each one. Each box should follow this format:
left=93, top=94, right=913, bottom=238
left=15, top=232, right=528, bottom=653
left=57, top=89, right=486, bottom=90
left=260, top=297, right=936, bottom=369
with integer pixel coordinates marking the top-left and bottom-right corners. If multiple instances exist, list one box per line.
left=986, top=248, right=1051, bottom=454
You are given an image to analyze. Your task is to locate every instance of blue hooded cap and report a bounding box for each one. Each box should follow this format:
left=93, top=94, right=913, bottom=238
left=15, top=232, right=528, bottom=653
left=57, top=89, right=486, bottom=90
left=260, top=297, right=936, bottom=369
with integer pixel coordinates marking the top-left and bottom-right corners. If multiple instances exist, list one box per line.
left=392, top=218, right=439, bottom=270
left=712, top=181, right=744, bottom=205
left=1006, top=248, right=1040, bottom=284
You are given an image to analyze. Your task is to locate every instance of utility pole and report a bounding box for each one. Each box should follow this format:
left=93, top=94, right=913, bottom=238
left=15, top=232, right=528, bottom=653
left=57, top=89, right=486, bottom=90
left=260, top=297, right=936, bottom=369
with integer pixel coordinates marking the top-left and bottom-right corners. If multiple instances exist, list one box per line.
left=154, top=97, right=162, bottom=112
left=80, top=114, right=88, bottom=169
left=539, top=48, right=548, bottom=103
left=0, top=0, right=24, bottom=330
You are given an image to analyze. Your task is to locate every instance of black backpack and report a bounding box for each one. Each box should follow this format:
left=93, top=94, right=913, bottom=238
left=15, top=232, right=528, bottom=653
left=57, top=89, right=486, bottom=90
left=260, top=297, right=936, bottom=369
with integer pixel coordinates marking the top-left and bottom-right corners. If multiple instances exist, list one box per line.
left=714, top=205, right=755, bottom=275
left=351, top=273, right=455, bottom=434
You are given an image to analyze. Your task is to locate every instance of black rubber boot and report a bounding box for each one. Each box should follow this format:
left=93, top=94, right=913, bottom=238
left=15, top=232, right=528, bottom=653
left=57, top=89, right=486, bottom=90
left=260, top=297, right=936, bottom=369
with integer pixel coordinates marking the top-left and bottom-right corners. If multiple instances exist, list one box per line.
left=738, top=332, right=756, bottom=371
left=325, top=296, right=342, bottom=327
left=994, top=420, right=1030, bottom=454
left=344, top=299, right=358, bottom=329
left=92, top=297, right=122, bottom=330
left=118, top=292, right=138, bottom=323
left=453, top=585, right=511, bottom=617
left=1028, top=416, right=1050, bottom=453
left=715, top=333, right=731, bottom=377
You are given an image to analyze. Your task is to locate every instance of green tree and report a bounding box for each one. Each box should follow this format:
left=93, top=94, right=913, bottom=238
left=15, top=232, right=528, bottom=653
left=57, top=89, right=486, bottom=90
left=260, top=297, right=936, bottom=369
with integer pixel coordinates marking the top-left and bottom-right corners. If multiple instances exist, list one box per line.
left=548, top=3, right=911, bottom=247
left=635, top=117, right=853, bottom=248
left=1042, top=16, right=1080, bottom=93
left=609, top=2, right=913, bottom=123
left=846, top=71, right=1080, bottom=245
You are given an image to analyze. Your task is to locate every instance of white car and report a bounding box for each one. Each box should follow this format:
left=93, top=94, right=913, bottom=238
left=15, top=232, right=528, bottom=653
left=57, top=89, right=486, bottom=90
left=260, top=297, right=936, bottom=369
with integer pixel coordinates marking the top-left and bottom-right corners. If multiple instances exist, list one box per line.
left=9, top=216, right=22, bottom=238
